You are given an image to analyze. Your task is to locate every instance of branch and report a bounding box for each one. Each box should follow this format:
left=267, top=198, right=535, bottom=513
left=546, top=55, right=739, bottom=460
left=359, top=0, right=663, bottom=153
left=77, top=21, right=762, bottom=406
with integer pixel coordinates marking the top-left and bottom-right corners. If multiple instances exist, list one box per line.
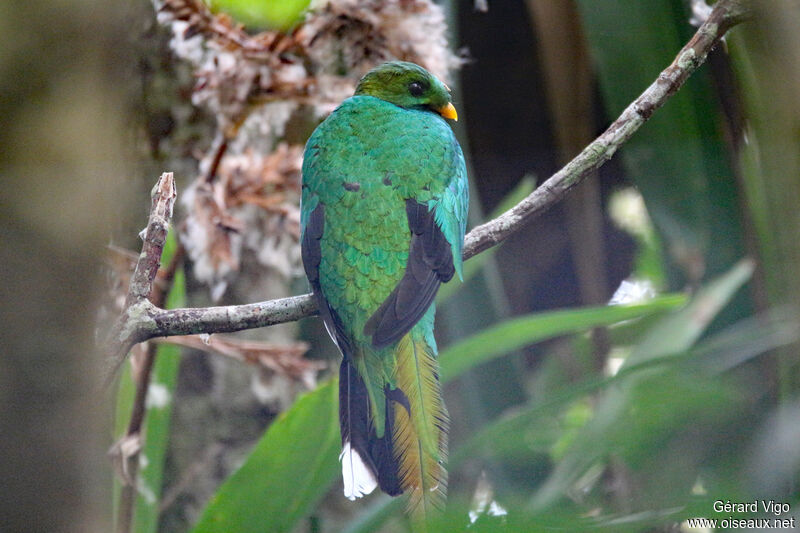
left=106, top=0, right=752, bottom=376
left=464, top=0, right=752, bottom=258
left=158, top=335, right=322, bottom=385
left=105, top=172, right=176, bottom=382
left=126, top=173, right=177, bottom=306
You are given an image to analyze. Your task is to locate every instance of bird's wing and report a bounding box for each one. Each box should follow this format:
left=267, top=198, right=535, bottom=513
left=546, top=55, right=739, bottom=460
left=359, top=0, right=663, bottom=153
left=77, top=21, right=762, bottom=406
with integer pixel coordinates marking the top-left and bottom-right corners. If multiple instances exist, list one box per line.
left=301, top=194, right=354, bottom=356
left=364, top=145, right=468, bottom=348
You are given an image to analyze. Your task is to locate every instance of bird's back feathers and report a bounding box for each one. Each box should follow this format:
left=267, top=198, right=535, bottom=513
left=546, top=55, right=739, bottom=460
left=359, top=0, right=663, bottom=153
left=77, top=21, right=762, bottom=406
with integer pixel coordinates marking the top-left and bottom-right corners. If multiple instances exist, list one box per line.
left=300, top=63, right=467, bottom=527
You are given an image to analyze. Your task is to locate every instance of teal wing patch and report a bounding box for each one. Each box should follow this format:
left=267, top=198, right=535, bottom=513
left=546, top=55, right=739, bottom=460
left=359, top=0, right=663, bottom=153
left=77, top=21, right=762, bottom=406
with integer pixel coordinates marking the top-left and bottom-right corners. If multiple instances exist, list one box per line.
left=430, top=138, right=469, bottom=280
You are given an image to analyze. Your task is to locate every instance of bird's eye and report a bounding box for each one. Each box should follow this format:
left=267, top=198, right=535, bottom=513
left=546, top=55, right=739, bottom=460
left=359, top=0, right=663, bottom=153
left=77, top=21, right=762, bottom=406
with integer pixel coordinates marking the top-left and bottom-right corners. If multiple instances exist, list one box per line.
left=408, top=81, right=425, bottom=97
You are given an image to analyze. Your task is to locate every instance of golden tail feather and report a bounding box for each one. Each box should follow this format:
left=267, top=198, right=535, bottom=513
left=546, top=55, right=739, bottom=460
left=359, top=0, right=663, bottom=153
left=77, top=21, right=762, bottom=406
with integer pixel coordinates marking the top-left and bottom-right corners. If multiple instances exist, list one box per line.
left=392, top=334, right=449, bottom=528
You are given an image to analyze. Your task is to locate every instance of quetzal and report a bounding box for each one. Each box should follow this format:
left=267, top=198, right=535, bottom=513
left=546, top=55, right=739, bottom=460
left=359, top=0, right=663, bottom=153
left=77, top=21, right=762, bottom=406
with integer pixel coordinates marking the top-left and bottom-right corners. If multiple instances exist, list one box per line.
left=300, top=61, right=468, bottom=520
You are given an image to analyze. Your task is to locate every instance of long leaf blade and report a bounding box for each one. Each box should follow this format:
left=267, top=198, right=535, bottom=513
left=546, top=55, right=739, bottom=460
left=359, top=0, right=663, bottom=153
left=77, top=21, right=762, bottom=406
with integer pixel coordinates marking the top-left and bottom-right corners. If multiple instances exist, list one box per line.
left=191, top=378, right=340, bottom=533
left=439, top=294, right=686, bottom=383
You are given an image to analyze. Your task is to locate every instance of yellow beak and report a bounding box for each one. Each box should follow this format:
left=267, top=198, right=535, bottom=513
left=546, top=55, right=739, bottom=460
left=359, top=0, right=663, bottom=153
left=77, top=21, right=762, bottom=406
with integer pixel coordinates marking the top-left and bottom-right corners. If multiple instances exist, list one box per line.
left=436, top=102, right=458, bottom=121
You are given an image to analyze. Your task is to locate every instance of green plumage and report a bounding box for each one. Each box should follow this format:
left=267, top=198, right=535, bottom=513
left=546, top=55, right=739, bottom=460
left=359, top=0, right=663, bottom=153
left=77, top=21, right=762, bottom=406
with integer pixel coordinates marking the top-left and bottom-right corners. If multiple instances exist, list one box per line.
left=300, top=62, right=468, bottom=523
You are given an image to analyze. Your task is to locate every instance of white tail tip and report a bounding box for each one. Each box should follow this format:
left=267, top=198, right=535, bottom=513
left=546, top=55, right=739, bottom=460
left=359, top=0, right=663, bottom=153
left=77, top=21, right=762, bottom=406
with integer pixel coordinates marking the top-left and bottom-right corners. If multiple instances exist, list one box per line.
left=339, top=441, right=378, bottom=500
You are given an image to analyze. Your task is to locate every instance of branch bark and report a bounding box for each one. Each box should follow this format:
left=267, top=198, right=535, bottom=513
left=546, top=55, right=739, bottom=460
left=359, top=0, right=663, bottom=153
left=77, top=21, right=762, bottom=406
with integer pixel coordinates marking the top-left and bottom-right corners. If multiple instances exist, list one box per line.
left=105, top=172, right=177, bottom=382
left=105, top=0, right=753, bottom=378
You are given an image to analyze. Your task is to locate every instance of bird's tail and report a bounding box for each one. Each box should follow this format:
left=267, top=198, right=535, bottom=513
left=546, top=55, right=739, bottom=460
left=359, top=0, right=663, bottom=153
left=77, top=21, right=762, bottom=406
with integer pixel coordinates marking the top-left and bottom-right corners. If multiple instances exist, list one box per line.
left=392, top=333, right=449, bottom=526
left=339, top=356, right=401, bottom=499
left=338, top=333, right=449, bottom=526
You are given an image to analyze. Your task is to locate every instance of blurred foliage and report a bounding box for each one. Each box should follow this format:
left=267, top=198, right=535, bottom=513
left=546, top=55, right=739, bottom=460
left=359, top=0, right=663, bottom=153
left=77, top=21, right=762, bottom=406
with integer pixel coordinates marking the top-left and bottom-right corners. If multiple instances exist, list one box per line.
left=576, top=0, right=748, bottom=297
left=1, top=0, right=130, bottom=531
left=438, top=294, right=685, bottom=382
left=726, top=2, right=800, bottom=397
left=530, top=260, right=754, bottom=510
left=206, top=0, right=310, bottom=30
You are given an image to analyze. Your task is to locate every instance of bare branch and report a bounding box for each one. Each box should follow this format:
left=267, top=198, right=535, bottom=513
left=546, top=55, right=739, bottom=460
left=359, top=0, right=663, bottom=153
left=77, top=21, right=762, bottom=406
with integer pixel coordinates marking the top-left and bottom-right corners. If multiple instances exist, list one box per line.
left=125, top=173, right=177, bottom=306
left=106, top=0, right=753, bottom=373
left=158, top=335, right=322, bottom=383
left=105, top=172, right=176, bottom=382
left=202, top=132, right=230, bottom=183
left=147, top=293, right=318, bottom=336
left=463, top=0, right=753, bottom=259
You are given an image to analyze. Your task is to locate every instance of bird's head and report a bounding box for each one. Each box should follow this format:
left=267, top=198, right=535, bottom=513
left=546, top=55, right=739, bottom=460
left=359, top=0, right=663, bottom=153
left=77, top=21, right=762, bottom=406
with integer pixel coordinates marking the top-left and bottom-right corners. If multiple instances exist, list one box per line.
left=355, top=61, right=458, bottom=121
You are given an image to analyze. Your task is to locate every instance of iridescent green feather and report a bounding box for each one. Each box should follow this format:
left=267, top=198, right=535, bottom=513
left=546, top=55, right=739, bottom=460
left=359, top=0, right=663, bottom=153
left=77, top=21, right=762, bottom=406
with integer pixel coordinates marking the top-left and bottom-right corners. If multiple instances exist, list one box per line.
left=300, top=61, right=468, bottom=520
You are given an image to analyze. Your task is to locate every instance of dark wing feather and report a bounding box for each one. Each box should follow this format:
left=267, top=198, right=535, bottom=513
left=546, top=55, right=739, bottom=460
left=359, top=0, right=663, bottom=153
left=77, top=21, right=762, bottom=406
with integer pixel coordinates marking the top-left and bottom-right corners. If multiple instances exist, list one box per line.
left=301, top=202, right=353, bottom=356
left=363, top=199, right=455, bottom=348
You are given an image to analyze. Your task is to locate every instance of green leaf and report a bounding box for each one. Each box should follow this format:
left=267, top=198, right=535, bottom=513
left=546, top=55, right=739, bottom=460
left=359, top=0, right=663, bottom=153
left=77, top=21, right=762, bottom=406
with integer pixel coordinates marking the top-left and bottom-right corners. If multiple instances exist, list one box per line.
left=135, top=343, right=182, bottom=532
left=530, top=260, right=755, bottom=510
left=191, top=378, right=340, bottom=533
left=439, top=294, right=686, bottom=383
left=690, top=306, right=800, bottom=376
left=135, top=235, right=185, bottom=533
left=207, top=0, right=310, bottom=31
left=112, top=364, right=136, bottom=523
left=625, top=258, right=753, bottom=366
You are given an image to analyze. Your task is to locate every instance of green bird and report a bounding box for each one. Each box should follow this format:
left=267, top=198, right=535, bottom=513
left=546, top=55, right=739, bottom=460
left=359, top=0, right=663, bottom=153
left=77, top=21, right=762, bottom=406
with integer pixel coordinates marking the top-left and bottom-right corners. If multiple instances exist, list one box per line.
left=300, top=61, right=468, bottom=521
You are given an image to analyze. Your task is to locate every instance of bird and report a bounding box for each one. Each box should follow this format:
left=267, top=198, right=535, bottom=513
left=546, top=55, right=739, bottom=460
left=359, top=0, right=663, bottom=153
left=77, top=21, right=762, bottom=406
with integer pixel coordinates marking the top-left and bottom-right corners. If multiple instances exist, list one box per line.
left=300, top=61, right=468, bottom=524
